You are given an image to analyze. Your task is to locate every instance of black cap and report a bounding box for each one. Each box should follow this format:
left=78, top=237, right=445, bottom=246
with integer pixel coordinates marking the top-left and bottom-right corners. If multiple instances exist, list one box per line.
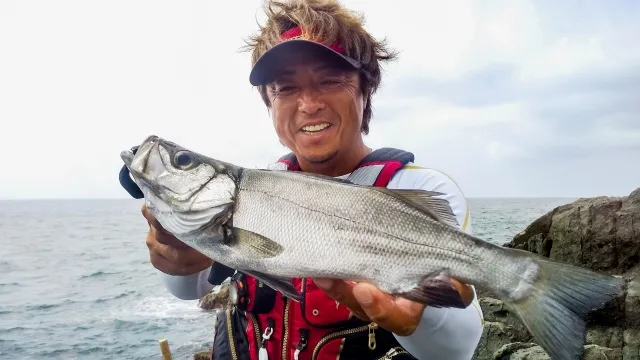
left=249, top=26, right=361, bottom=86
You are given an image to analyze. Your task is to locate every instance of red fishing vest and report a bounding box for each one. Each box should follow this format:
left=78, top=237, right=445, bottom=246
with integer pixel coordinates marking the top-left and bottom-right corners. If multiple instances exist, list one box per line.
left=209, top=148, right=419, bottom=360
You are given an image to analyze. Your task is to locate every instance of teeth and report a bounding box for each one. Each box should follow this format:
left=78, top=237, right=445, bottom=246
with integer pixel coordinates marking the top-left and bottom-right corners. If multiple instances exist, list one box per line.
left=302, top=123, right=331, bottom=132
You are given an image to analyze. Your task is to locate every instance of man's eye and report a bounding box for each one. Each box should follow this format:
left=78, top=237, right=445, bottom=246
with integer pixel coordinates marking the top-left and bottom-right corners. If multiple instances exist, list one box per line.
left=277, top=86, right=296, bottom=92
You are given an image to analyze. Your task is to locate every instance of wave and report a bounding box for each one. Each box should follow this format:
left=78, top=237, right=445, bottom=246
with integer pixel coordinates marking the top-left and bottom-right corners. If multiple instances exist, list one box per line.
left=24, top=299, right=76, bottom=311
left=78, top=270, right=121, bottom=280
left=93, top=290, right=137, bottom=303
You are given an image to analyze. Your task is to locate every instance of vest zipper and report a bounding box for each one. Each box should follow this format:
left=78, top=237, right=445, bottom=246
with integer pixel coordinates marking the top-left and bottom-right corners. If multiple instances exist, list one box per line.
left=377, top=347, right=409, bottom=359
left=293, top=328, right=309, bottom=360
left=225, top=308, right=239, bottom=360
left=254, top=316, right=274, bottom=360
left=281, top=298, right=291, bottom=360
left=246, top=312, right=273, bottom=359
left=311, top=322, right=378, bottom=360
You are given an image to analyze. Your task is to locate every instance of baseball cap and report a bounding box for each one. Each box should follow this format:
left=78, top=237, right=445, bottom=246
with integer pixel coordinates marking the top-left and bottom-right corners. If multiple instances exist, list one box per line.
left=249, top=25, right=361, bottom=86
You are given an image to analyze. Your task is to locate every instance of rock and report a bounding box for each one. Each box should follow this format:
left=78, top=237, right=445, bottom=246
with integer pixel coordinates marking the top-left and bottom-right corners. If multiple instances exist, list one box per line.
left=504, top=187, right=640, bottom=275
left=480, top=298, right=531, bottom=341
left=586, top=326, right=624, bottom=348
left=622, top=346, right=640, bottom=360
left=473, top=186, right=640, bottom=360
left=193, top=350, right=211, bottom=360
left=198, top=282, right=230, bottom=311
left=494, top=344, right=551, bottom=360
left=582, top=345, right=623, bottom=360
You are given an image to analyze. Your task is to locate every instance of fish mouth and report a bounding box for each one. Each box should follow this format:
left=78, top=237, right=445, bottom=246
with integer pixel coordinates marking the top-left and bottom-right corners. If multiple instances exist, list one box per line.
left=120, top=149, right=135, bottom=167
left=120, top=135, right=161, bottom=171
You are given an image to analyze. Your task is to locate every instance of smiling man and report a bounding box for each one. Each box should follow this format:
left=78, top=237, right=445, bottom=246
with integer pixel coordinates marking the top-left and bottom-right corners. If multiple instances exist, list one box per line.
left=142, top=1, right=484, bottom=359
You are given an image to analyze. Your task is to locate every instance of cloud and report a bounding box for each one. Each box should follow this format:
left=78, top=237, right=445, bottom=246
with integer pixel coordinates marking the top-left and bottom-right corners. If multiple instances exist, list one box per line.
left=359, top=0, right=640, bottom=197
left=0, top=0, right=638, bottom=199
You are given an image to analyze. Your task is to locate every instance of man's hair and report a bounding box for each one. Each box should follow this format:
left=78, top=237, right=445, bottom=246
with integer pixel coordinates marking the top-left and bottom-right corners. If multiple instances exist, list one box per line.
left=243, top=0, right=398, bottom=134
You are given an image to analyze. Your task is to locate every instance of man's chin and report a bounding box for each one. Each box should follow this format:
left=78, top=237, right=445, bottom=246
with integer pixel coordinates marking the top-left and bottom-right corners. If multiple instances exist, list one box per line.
left=301, top=150, right=338, bottom=164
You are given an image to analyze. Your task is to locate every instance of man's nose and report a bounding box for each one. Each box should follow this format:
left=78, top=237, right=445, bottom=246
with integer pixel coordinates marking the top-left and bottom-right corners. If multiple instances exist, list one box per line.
left=297, top=88, right=325, bottom=114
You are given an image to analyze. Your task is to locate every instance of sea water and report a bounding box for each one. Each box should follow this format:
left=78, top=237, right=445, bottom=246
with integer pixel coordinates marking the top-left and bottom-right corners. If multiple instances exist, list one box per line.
left=0, top=197, right=573, bottom=359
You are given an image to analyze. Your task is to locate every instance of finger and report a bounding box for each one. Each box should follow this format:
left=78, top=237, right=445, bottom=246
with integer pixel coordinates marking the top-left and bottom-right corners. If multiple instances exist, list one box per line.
left=353, top=283, right=425, bottom=336
left=142, top=205, right=189, bottom=248
left=146, top=232, right=207, bottom=267
left=151, top=226, right=190, bottom=248
left=141, top=204, right=170, bottom=235
left=149, top=249, right=211, bottom=276
left=451, top=279, right=475, bottom=306
left=313, top=279, right=370, bottom=321
left=141, top=204, right=161, bottom=229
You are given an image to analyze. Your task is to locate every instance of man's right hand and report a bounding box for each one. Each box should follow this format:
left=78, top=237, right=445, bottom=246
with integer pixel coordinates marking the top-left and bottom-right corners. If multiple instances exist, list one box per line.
left=142, top=204, right=213, bottom=276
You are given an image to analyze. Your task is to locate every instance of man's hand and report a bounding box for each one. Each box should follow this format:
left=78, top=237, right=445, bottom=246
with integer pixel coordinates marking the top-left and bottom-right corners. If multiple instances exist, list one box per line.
left=313, top=278, right=474, bottom=336
left=142, top=204, right=213, bottom=276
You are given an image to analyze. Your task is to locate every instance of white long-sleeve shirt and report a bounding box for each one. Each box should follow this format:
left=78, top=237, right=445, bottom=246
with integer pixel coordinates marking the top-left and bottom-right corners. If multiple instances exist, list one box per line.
left=160, top=164, right=484, bottom=360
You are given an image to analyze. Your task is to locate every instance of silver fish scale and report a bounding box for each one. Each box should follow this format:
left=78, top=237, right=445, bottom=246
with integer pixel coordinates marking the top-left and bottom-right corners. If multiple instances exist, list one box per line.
left=231, top=169, right=523, bottom=296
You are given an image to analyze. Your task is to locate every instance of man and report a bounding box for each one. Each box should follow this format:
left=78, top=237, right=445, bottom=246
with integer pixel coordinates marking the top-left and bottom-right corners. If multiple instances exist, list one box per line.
left=142, top=1, right=484, bottom=359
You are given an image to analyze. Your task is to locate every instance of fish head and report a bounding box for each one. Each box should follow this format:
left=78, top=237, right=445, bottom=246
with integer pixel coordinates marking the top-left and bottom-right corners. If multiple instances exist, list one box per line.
left=121, top=135, right=240, bottom=240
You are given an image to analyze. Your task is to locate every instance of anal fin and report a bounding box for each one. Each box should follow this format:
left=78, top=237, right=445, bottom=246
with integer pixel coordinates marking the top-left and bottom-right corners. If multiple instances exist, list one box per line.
left=242, top=269, right=302, bottom=302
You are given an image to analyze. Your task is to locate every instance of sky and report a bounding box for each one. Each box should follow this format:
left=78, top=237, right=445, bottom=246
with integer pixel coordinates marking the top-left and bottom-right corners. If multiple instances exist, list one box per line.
left=0, top=0, right=638, bottom=199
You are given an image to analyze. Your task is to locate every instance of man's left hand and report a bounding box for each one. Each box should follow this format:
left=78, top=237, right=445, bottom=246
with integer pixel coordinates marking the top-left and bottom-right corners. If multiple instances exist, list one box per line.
left=312, top=278, right=474, bottom=337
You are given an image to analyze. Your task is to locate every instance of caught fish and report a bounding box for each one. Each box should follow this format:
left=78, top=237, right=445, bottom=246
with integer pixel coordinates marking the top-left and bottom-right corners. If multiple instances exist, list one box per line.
left=121, top=135, right=624, bottom=360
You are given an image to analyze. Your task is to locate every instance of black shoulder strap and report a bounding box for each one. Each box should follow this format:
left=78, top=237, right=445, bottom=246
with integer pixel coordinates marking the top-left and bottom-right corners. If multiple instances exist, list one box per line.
left=355, top=147, right=415, bottom=167
left=348, top=147, right=415, bottom=187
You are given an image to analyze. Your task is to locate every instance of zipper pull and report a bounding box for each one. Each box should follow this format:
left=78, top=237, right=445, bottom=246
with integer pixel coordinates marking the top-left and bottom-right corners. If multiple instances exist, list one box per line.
left=259, top=318, right=275, bottom=360
left=293, top=328, right=309, bottom=360
left=368, top=323, right=377, bottom=350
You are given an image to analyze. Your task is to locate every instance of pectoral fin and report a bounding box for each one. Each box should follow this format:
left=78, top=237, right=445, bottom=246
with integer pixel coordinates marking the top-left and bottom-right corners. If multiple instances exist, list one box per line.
left=242, top=269, right=302, bottom=302
left=227, top=228, right=284, bottom=259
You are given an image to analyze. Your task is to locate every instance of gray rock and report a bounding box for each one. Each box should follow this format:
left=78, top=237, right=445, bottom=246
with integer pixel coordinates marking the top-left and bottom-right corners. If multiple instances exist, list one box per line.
left=473, top=186, right=640, bottom=360
left=582, top=344, right=622, bottom=360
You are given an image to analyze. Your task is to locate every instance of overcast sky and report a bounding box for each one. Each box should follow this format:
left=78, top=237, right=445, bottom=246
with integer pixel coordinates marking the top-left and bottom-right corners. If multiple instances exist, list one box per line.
left=0, top=0, right=638, bottom=199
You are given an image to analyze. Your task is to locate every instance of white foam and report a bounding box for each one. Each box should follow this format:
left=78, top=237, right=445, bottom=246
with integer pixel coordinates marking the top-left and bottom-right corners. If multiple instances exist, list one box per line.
left=110, top=296, right=209, bottom=321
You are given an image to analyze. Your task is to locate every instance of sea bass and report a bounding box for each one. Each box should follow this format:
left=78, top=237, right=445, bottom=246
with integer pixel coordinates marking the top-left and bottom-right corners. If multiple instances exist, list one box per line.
left=120, top=135, right=624, bottom=360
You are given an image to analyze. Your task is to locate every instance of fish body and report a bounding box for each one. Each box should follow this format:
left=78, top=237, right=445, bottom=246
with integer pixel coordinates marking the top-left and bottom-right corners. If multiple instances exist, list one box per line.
left=121, top=135, right=624, bottom=360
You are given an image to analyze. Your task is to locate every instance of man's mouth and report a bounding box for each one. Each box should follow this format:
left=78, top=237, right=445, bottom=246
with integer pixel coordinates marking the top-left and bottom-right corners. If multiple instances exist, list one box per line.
left=301, top=123, right=332, bottom=133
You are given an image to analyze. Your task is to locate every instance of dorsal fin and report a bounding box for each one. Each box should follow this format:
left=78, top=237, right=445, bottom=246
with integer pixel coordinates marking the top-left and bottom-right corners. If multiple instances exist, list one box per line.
left=378, top=189, right=459, bottom=228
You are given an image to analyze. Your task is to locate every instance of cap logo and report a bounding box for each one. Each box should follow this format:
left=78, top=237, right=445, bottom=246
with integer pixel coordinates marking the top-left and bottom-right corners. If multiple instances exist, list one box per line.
left=279, top=26, right=346, bottom=54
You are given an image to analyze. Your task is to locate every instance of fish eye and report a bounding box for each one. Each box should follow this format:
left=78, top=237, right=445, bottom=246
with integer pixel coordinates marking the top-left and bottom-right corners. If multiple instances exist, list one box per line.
left=173, top=150, right=196, bottom=169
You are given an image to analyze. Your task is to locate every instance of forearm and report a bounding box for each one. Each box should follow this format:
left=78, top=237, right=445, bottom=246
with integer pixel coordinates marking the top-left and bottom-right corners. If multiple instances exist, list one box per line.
left=393, top=288, right=484, bottom=360
left=160, top=267, right=215, bottom=300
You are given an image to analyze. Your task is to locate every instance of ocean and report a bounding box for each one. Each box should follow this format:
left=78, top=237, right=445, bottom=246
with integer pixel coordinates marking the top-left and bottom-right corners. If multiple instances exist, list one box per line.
left=0, top=197, right=575, bottom=360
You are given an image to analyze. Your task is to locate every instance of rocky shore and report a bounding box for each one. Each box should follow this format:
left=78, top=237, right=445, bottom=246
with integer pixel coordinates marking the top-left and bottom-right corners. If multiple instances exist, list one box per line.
left=472, top=187, right=640, bottom=360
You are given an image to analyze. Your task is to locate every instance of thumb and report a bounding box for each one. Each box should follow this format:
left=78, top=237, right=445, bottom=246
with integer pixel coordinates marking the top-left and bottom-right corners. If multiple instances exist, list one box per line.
left=353, top=283, right=389, bottom=318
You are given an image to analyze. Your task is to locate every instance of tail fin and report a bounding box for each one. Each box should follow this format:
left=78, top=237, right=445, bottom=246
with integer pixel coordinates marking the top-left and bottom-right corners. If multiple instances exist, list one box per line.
left=505, top=256, right=625, bottom=360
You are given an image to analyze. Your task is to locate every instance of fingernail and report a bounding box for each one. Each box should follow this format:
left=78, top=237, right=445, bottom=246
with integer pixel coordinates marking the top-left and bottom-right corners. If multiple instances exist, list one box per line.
left=314, top=279, right=333, bottom=290
left=354, top=286, right=373, bottom=305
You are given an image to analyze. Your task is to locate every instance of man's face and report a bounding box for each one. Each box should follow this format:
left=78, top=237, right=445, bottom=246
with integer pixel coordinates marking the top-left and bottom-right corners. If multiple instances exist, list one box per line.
left=265, top=53, right=365, bottom=164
